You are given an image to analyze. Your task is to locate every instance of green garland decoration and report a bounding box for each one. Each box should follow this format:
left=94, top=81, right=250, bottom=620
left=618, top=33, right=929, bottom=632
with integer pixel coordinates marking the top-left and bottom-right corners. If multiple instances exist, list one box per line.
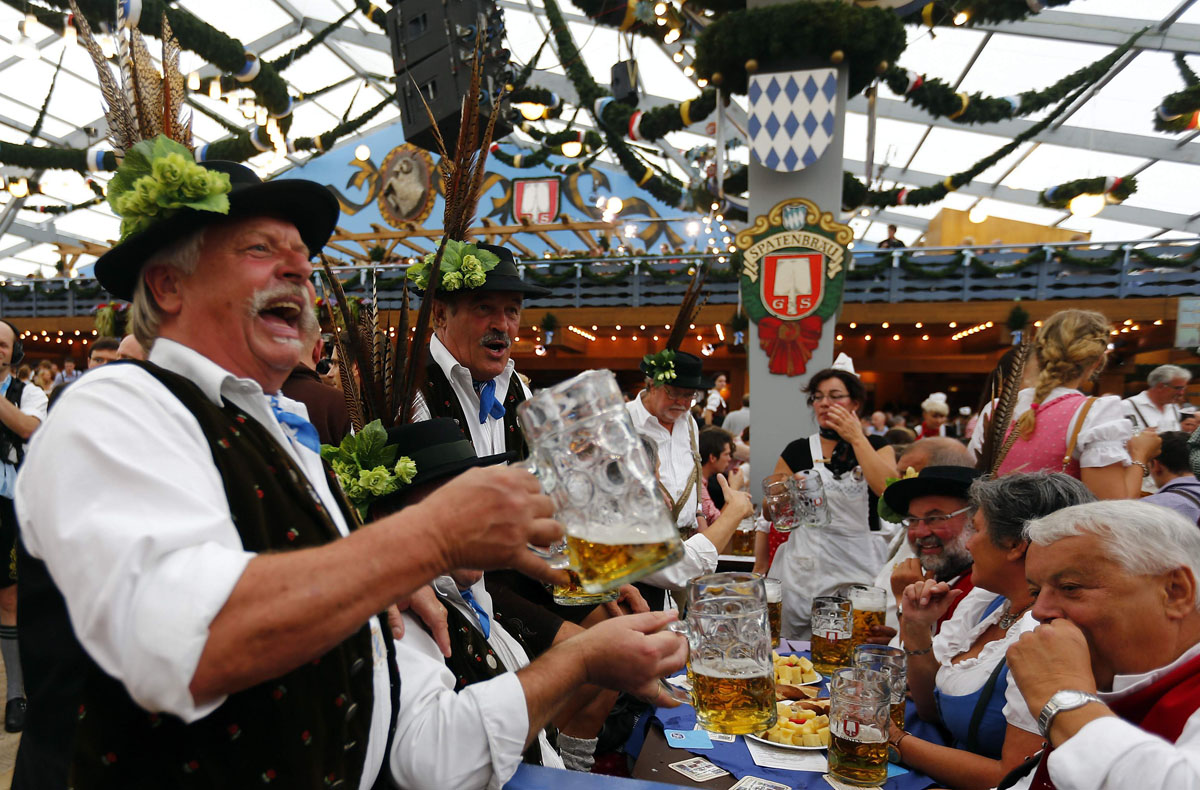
left=1156, top=83, right=1200, bottom=133
left=349, top=0, right=387, bottom=29
left=29, top=49, right=65, bottom=143
left=598, top=89, right=718, bottom=141
left=542, top=0, right=684, bottom=206
left=509, top=87, right=558, bottom=106
left=882, top=27, right=1144, bottom=125
left=564, top=0, right=671, bottom=41
left=579, top=262, right=636, bottom=283
left=522, top=263, right=578, bottom=286
left=1038, top=176, right=1137, bottom=210
left=1131, top=244, right=1200, bottom=268
left=268, top=8, right=357, bottom=72
left=693, top=4, right=907, bottom=97
left=933, top=0, right=1076, bottom=25
left=493, top=146, right=553, bottom=169
left=1177, top=54, right=1200, bottom=87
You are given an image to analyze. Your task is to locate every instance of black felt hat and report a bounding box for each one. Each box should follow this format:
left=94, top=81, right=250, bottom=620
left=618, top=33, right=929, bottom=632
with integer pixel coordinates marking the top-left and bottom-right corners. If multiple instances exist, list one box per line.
left=881, top=465, right=982, bottom=517
left=384, top=417, right=511, bottom=491
left=436, top=242, right=551, bottom=298
left=94, top=161, right=340, bottom=301
left=639, top=350, right=714, bottom=391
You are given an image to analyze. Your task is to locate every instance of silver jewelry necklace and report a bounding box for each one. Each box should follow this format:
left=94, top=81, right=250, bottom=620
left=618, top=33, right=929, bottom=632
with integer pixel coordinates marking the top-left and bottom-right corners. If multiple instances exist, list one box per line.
left=998, top=600, right=1033, bottom=630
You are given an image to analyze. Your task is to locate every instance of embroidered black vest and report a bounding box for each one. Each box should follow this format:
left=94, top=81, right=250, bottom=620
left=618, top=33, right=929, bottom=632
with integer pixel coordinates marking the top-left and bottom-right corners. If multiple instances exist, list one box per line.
left=438, top=600, right=549, bottom=766
left=422, top=359, right=529, bottom=460
left=16, top=361, right=398, bottom=790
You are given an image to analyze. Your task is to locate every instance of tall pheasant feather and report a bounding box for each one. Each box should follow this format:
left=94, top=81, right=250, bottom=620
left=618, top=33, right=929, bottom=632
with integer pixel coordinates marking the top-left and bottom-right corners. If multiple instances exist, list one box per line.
left=396, top=38, right=506, bottom=424
left=665, top=259, right=710, bottom=352
left=128, top=28, right=164, bottom=139
left=976, top=331, right=1032, bottom=475
left=68, top=0, right=138, bottom=155
left=159, top=16, right=190, bottom=146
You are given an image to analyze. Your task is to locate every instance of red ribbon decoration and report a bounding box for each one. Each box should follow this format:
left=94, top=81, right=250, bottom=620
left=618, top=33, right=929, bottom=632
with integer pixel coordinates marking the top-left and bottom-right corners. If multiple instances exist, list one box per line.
left=757, top=315, right=823, bottom=376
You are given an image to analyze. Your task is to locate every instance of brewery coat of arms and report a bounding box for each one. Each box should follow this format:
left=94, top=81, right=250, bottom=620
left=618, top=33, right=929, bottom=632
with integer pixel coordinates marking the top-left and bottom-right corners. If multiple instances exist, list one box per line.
left=736, top=198, right=852, bottom=376
left=747, top=69, right=838, bottom=173
left=513, top=177, right=561, bottom=225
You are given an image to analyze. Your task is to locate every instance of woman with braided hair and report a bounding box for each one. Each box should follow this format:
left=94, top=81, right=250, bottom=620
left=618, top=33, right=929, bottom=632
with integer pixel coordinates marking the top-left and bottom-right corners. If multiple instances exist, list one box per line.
left=994, top=309, right=1158, bottom=499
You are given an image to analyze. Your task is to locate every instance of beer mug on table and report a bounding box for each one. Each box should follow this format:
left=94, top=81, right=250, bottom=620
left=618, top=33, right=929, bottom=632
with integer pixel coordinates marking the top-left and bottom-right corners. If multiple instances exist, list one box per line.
left=811, top=595, right=853, bottom=675
left=794, top=469, right=831, bottom=528
left=845, top=584, right=887, bottom=649
left=763, top=577, right=782, bottom=648
left=519, top=370, right=684, bottom=593
left=761, top=473, right=802, bottom=532
left=854, top=644, right=907, bottom=731
left=829, top=667, right=891, bottom=787
left=662, top=572, right=777, bottom=735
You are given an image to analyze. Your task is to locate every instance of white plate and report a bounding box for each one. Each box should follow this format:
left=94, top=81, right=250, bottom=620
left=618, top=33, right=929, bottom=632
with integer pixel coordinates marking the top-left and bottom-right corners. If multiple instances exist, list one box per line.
left=776, top=676, right=823, bottom=687
left=744, top=732, right=827, bottom=751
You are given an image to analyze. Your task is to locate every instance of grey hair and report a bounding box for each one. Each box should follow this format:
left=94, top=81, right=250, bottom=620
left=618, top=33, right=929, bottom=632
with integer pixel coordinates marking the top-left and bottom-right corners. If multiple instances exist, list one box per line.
left=969, top=472, right=1095, bottom=549
left=1025, top=499, right=1200, bottom=608
left=1149, top=364, right=1193, bottom=387
left=128, top=228, right=207, bottom=349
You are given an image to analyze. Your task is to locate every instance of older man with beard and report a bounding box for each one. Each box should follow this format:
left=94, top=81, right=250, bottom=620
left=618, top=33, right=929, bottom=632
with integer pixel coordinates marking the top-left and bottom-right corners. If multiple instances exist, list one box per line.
left=881, top=465, right=980, bottom=634
left=12, top=161, right=563, bottom=789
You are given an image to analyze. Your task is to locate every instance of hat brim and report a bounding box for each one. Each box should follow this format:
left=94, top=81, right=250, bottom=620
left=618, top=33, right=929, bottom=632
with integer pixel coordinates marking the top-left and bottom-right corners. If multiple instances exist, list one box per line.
left=415, top=273, right=552, bottom=299
left=881, top=474, right=976, bottom=517
left=94, top=179, right=340, bottom=301
left=407, top=449, right=513, bottom=489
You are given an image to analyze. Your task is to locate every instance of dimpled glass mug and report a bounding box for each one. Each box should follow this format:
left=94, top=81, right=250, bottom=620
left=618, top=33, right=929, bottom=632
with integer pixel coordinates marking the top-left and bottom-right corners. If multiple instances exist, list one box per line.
left=519, top=369, right=684, bottom=593
left=663, top=572, right=778, bottom=734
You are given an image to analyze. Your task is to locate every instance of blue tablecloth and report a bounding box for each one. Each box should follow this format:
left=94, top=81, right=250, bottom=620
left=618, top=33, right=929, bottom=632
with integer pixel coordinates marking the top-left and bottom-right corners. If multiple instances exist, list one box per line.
left=653, top=644, right=937, bottom=790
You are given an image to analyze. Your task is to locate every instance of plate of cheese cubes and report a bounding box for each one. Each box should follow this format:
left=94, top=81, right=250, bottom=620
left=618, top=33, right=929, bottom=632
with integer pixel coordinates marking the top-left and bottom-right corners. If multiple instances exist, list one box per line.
left=773, top=652, right=821, bottom=687
left=746, top=700, right=832, bottom=750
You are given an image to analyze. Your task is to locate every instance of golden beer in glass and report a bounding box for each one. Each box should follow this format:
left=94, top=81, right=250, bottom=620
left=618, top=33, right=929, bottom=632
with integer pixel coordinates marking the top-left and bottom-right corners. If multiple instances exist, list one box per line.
left=690, top=659, right=777, bottom=734
left=763, top=578, right=783, bottom=648
left=829, top=733, right=889, bottom=786
left=891, top=702, right=906, bottom=731
left=829, top=667, right=890, bottom=787
left=551, top=569, right=619, bottom=606
left=565, top=535, right=683, bottom=593
left=846, top=584, right=887, bottom=649
left=811, top=596, right=853, bottom=675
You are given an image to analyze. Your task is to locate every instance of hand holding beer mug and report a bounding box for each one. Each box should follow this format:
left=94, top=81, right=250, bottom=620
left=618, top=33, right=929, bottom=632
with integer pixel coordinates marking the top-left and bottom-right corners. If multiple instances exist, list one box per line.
left=829, top=667, right=891, bottom=787
left=853, top=644, right=907, bottom=731
left=811, top=596, right=853, bottom=675
left=761, top=473, right=802, bottom=532
left=519, top=370, right=684, bottom=592
left=661, top=572, right=777, bottom=734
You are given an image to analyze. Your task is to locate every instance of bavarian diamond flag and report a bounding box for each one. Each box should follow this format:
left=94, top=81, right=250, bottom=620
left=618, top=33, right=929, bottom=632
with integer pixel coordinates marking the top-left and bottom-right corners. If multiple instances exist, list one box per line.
left=748, top=68, right=838, bottom=172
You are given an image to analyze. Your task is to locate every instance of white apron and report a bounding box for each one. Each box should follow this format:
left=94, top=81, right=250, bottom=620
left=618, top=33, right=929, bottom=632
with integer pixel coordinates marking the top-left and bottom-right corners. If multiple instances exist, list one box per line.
left=768, top=434, right=889, bottom=640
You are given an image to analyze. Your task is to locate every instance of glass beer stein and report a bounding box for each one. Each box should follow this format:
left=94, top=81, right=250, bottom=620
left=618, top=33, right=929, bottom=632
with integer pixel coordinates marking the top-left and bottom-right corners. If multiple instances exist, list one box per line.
left=663, top=572, right=777, bottom=734
left=829, top=667, right=891, bottom=787
left=519, top=370, right=684, bottom=593
left=845, top=584, right=887, bottom=649
left=763, top=577, right=783, bottom=648
left=811, top=595, right=853, bottom=675
left=761, top=473, right=802, bottom=532
left=854, top=644, right=907, bottom=731
left=794, top=469, right=831, bottom=528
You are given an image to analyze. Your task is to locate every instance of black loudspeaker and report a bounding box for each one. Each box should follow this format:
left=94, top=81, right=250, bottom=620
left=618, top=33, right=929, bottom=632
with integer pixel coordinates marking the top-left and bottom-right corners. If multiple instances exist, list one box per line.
left=388, top=0, right=512, bottom=155
left=611, top=60, right=639, bottom=106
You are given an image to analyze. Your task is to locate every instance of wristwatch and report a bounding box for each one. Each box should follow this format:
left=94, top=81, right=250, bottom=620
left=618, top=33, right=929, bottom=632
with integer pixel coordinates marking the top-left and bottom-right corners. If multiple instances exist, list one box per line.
left=1038, top=690, right=1102, bottom=738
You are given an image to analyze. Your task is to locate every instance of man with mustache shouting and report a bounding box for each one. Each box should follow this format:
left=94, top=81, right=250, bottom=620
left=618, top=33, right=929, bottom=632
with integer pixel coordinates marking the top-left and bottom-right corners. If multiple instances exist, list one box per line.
left=410, top=244, right=550, bottom=458
left=12, top=161, right=579, bottom=789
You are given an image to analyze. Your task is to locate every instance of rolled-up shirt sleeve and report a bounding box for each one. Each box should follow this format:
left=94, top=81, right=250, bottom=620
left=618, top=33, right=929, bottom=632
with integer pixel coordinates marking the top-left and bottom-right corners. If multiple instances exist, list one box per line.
left=15, top=371, right=254, bottom=721
left=639, top=533, right=719, bottom=590
left=390, top=619, right=529, bottom=790
left=1047, top=713, right=1200, bottom=790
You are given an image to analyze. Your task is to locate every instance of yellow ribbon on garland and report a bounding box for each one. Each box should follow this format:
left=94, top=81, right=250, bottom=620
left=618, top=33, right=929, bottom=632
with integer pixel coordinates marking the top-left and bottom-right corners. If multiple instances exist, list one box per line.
left=947, top=92, right=970, bottom=120
left=942, top=176, right=956, bottom=191
left=638, top=167, right=654, bottom=186
left=921, top=2, right=936, bottom=27
left=680, top=99, right=693, bottom=127
left=619, top=1, right=638, bottom=31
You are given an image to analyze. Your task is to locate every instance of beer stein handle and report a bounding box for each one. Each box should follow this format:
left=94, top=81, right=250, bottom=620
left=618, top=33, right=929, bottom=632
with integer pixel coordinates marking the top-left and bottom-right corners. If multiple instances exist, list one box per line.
left=527, top=543, right=572, bottom=570
left=658, top=621, right=694, bottom=705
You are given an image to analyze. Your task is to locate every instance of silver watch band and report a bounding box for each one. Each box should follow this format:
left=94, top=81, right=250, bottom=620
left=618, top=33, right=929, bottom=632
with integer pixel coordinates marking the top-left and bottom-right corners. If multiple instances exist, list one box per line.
left=1038, top=690, right=1102, bottom=738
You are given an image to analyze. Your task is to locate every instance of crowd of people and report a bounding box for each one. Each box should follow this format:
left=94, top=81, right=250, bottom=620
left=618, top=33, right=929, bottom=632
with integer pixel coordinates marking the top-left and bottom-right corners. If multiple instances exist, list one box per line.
left=0, top=151, right=1193, bottom=790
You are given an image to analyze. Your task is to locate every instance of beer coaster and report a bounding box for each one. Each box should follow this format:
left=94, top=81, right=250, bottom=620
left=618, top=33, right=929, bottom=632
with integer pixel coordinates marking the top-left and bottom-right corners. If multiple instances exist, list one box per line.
left=664, top=729, right=713, bottom=749
left=668, top=756, right=730, bottom=782
left=744, top=732, right=826, bottom=751
left=694, top=724, right=736, bottom=743
left=730, top=777, right=791, bottom=790
left=823, top=774, right=882, bottom=790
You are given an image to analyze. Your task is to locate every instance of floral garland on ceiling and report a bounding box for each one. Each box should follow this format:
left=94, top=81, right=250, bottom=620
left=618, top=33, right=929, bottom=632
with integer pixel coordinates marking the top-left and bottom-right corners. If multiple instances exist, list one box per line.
left=881, top=28, right=1144, bottom=125
left=1038, top=175, right=1136, bottom=210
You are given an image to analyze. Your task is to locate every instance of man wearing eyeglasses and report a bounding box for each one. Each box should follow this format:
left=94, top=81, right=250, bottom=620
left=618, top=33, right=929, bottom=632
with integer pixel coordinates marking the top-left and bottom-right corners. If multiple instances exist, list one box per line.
left=881, top=465, right=981, bottom=633
left=1123, top=364, right=1191, bottom=434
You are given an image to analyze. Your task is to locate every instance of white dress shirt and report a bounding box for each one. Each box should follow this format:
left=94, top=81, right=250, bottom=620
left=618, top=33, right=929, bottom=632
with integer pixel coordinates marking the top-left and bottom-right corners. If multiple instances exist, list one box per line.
left=1002, top=640, right=1200, bottom=790
left=1122, top=390, right=1182, bottom=433
left=15, top=339, right=391, bottom=790
left=410, top=334, right=531, bottom=456
left=0, top=372, right=47, bottom=498
left=390, top=576, right=563, bottom=790
left=626, top=392, right=702, bottom=530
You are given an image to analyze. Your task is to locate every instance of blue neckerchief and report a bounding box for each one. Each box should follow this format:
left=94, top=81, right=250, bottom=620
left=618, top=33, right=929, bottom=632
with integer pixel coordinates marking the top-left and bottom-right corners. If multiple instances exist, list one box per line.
left=460, top=588, right=491, bottom=638
left=267, top=395, right=321, bottom=454
left=476, top=379, right=505, bottom=425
